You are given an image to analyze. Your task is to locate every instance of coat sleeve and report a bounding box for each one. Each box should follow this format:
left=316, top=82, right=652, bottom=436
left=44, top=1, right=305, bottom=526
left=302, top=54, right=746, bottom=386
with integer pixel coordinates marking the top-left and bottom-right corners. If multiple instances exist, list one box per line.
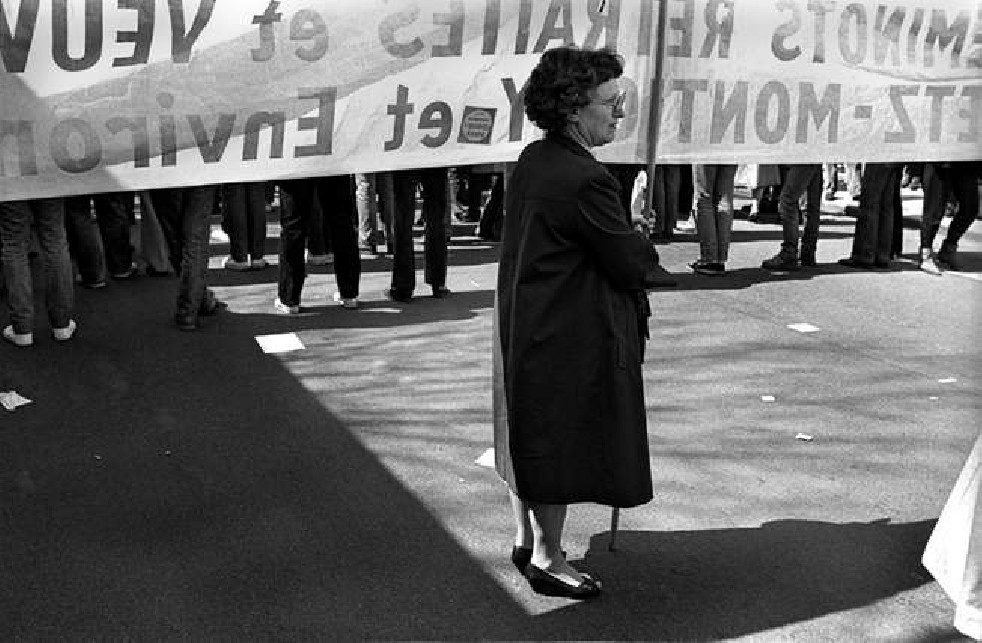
left=576, top=170, right=662, bottom=291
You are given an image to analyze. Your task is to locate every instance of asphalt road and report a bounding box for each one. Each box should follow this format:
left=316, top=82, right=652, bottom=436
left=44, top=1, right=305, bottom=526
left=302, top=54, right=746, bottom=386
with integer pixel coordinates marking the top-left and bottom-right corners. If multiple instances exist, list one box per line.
left=1, top=188, right=979, bottom=640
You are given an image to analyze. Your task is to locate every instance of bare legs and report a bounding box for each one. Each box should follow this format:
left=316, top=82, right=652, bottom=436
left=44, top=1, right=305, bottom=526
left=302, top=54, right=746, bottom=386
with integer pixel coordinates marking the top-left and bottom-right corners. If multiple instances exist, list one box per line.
left=509, top=491, right=586, bottom=585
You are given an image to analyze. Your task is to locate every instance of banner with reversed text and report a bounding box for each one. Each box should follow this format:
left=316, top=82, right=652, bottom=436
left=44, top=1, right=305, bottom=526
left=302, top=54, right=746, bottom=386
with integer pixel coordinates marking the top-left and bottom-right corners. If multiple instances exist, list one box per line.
left=1, top=0, right=980, bottom=202
left=656, top=0, right=982, bottom=164
left=0, top=0, right=656, bottom=201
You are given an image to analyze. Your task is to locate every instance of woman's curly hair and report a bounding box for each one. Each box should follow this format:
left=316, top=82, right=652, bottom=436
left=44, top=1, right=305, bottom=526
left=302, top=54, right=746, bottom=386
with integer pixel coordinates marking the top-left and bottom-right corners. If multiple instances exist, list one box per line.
left=523, top=46, right=624, bottom=135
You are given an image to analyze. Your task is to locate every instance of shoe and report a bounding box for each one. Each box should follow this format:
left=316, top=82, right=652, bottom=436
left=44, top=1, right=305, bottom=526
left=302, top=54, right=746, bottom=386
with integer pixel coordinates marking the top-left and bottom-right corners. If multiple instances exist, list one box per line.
left=333, top=291, right=358, bottom=309
left=762, top=253, right=800, bottom=271
left=385, top=288, right=412, bottom=303
left=432, top=285, right=451, bottom=298
left=689, top=261, right=723, bottom=276
left=174, top=315, right=197, bottom=331
left=510, top=546, right=568, bottom=574
left=274, top=297, right=300, bottom=315
left=2, top=325, right=33, bottom=347
left=251, top=258, right=269, bottom=270
left=524, top=564, right=600, bottom=600
left=800, top=251, right=817, bottom=267
left=837, top=257, right=875, bottom=269
left=306, top=252, right=332, bottom=266
left=145, top=265, right=170, bottom=277
left=52, top=319, right=76, bottom=341
left=210, top=229, right=230, bottom=244
left=937, top=243, right=961, bottom=271
left=920, top=248, right=942, bottom=275
left=111, top=264, right=138, bottom=279
left=874, top=260, right=891, bottom=270
left=224, top=257, right=252, bottom=271
left=80, top=279, right=107, bottom=289
left=199, top=290, right=225, bottom=316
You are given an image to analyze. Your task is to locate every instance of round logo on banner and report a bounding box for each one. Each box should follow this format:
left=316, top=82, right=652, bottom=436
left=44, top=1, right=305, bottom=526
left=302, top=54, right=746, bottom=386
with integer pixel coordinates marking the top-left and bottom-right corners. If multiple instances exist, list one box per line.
left=458, top=107, right=496, bottom=144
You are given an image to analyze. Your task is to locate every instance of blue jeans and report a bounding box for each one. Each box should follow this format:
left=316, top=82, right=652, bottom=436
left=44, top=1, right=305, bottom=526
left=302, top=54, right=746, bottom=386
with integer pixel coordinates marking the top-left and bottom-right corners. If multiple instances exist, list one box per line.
left=778, top=164, right=823, bottom=257
left=0, top=198, right=74, bottom=333
left=850, top=163, right=902, bottom=264
left=693, top=164, right=737, bottom=263
left=222, top=182, right=268, bottom=262
left=151, top=186, right=216, bottom=322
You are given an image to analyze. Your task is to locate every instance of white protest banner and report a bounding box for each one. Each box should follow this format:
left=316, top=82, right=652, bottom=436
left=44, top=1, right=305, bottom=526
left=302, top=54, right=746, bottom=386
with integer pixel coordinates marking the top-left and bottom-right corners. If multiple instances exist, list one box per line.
left=654, top=0, right=982, bottom=164
left=0, top=0, right=656, bottom=201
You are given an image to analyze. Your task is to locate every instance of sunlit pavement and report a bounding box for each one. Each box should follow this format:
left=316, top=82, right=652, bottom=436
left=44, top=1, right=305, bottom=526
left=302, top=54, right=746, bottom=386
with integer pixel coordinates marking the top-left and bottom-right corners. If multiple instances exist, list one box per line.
left=1, top=187, right=979, bottom=640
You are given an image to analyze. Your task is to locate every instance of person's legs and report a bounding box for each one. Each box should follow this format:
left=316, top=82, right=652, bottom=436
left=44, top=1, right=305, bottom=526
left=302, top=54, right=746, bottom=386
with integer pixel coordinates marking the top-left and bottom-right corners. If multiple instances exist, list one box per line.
left=776, top=165, right=813, bottom=258
left=355, top=173, right=379, bottom=249
left=712, top=165, right=737, bottom=263
left=510, top=491, right=533, bottom=550
left=32, top=198, right=74, bottom=330
left=222, top=183, right=250, bottom=263
left=799, top=164, right=824, bottom=263
left=64, top=195, right=107, bottom=286
left=528, top=503, right=590, bottom=586
left=874, top=164, right=901, bottom=265
left=390, top=170, right=418, bottom=297
left=318, top=175, right=361, bottom=300
left=137, top=191, right=173, bottom=274
left=175, top=186, right=215, bottom=326
left=478, top=173, right=504, bottom=240
left=93, top=192, right=135, bottom=276
left=0, top=200, right=36, bottom=335
left=150, top=188, right=185, bottom=276
left=277, top=180, right=313, bottom=307
left=848, top=163, right=889, bottom=264
left=245, top=182, right=268, bottom=262
left=938, top=163, right=981, bottom=269
left=420, top=167, right=448, bottom=293
left=693, top=164, right=720, bottom=263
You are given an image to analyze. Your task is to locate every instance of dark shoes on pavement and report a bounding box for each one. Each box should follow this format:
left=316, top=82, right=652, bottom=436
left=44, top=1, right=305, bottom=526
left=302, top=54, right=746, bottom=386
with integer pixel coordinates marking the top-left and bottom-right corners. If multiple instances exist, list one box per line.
left=838, top=257, right=889, bottom=270
left=524, top=564, right=601, bottom=600
left=689, top=260, right=724, bottom=276
left=762, top=253, right=800, bottom=271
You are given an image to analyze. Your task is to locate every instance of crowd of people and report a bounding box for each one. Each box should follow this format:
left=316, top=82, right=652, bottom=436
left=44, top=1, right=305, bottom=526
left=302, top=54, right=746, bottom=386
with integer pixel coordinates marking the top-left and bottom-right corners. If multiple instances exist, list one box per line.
left=0, top=164, right=507, bottom=344
left=1, top=153, right=978, bottom=346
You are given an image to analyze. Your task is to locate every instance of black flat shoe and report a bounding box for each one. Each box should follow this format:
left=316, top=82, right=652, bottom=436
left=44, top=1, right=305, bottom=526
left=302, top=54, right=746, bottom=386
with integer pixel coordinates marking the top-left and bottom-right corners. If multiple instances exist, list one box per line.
left=524, top=564, right=600, bottom=600
left=510, top=546, right=568, bottom=574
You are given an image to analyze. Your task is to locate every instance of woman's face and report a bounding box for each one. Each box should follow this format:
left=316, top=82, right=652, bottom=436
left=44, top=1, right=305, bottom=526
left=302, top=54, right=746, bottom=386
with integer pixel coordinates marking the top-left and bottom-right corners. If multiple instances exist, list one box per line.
left=569, top=79, right=625, bottom=148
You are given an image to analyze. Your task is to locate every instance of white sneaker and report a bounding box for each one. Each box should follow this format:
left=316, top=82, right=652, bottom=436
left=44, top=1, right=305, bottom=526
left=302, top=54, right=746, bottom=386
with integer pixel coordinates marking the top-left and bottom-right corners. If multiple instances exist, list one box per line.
left=251, top=258, right=268, bottom=270
left=274, top=297, right=300, bottom=315
left=210, top=228, right=230, bottom=244
left=919, top=248, right=942, bottom=276
left=333, top=292, right=358, bottom=309
left=224, top=257, right=252, bottom=271
left=3, top=325, right=33, bottom=347
left=52, top=319, right=77, bottom=342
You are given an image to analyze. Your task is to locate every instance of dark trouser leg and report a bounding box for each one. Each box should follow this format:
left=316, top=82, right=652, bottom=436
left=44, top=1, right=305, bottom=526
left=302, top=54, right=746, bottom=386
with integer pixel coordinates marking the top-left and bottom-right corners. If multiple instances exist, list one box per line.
left=175, top=186, right=215, bottom=321
left=778, top=164, right=819, bottom=258
left=151, top=188, right=186, bottom=275
left=850, top=163, right=891, bottom=263
left=420, top=167, right=448, bottom=289
left=245, top=182, right=268, bottom=260
left=478, top=174, right=504, bottom=240
left=277, top=180, right=313, bottom=306
left=390, top=170, right=418, bottom=295
left=94, top=192, right=135, bottom=275
left=941, top=163, right=980, bottom=250
left=222, top=183, right=250, bottom=262
left=799, top=165, right=824, bottom=257
left=318, top=175, right=361, bottom=299
left=920, top=163, right=947, bottom=249
left=64, top=196, right=107, bottom=284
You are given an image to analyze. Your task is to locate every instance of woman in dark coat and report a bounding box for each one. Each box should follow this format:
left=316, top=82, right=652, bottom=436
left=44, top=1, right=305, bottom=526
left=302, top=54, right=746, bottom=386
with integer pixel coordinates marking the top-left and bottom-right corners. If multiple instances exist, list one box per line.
left=493, top=46, right=665, bottom=599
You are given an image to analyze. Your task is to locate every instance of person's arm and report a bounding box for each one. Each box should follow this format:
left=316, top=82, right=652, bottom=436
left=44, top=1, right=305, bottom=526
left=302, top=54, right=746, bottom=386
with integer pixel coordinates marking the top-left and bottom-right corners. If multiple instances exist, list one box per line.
left=576, top=170, right=664, bottom=290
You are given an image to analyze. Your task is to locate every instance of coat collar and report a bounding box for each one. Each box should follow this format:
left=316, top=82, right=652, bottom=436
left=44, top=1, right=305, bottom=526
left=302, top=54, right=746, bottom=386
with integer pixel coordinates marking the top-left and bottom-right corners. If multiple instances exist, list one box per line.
left=546, top=132, right=597, bottom=161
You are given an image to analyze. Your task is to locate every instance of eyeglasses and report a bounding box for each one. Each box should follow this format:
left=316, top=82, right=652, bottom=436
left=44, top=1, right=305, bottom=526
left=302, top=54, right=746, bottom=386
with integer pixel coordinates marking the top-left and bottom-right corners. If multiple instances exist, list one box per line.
left=596, top=91, right=626, bottom=113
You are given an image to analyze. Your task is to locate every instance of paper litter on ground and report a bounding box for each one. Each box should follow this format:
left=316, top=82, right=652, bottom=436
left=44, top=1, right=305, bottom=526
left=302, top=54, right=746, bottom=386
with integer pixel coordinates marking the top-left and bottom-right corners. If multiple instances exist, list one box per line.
left=938, top=378, right=958, bottom=384
left=1, top=391, right=32, bottom=411
left=255, top=333, right=305, bottom=354
left=761, top=395, right=776, bottom=402
left=787, top=323, right=821, bottom=333
left=795, top=433, right=814, bottom=442
left=475, top=448, right=496, bottom=468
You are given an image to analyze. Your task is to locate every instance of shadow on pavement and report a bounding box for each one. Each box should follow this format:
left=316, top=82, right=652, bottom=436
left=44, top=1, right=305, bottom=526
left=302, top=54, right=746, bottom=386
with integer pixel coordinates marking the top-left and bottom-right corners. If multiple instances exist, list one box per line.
left=529, top=519, right=943, bottom=641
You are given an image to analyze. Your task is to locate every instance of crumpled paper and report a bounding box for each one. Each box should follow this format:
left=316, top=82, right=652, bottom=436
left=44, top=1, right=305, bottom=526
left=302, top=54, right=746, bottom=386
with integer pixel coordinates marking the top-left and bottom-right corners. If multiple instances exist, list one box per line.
left=0, top=391, right=32, bottom=411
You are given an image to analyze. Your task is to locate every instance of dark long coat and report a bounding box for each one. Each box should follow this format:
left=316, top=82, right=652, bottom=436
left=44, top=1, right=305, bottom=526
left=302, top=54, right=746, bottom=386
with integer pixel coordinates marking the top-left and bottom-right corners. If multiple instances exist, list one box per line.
left=494, top=134, right=664, bottom=508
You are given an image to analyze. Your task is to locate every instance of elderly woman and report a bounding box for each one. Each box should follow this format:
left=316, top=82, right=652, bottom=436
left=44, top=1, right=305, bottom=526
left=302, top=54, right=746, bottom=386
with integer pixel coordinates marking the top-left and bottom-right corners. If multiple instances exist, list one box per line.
left=494, top=46, right=666, bottom=599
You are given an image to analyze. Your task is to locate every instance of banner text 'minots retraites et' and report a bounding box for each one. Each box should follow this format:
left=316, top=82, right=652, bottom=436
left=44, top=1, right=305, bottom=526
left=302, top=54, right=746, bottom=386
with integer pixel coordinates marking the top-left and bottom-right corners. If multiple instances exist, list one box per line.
left=1, top=0, right=980, bottom=201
